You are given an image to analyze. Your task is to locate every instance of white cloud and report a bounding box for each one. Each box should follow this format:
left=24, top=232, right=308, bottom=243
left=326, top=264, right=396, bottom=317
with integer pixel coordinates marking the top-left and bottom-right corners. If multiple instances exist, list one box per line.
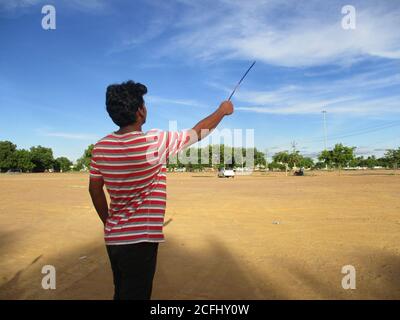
left=236, top=96, right=400, bottom=115
left=234, top=85, right=300, bottom=105
left=165, top=0, right=400, bottom=67
left=65, top=0, right=109, bottom=13
left=0, top=0, right=108, bottom=13
left=235, top=90, right=400, bottom=115
left=0, top=0, right=42, bottom=11
left=225, top=60, right=400, bottom=115
left=37, top=130, right=99, bottom=140
left=147, top=95, right=206, bottom=108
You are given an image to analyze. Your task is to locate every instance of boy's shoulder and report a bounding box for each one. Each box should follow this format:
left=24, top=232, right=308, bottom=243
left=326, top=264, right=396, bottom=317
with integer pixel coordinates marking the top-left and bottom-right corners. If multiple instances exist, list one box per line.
left=146, top=128, right=163, bottom=135
left=93, top=130, right=163, bottom=147
left=93, top=133, right=118, bottom=147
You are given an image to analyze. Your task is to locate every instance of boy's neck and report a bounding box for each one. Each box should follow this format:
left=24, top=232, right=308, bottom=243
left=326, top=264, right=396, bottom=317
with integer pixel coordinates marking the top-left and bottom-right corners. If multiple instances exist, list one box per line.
left=115, top=123, right=142, bottom=135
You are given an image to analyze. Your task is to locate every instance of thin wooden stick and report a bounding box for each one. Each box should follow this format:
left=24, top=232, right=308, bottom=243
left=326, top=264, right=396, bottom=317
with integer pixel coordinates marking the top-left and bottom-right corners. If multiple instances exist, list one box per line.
left=228, top=61, right=256, bottom=101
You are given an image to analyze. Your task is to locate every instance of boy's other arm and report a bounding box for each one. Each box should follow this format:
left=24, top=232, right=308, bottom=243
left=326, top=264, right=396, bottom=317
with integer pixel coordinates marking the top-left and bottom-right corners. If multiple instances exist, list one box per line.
left=191, top=100, right=233, bottom=142
left=89, top=178, right=109, bottom=225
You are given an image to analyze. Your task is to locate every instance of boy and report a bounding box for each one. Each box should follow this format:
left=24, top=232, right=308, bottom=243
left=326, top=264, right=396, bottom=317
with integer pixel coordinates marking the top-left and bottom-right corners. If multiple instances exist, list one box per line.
left=89, top=80, right=233, bottom=300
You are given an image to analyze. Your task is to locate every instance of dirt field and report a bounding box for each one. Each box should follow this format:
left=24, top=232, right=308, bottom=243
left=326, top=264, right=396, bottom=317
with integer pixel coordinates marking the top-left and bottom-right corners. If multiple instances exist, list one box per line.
left=0, top=171, right=399, bottom=299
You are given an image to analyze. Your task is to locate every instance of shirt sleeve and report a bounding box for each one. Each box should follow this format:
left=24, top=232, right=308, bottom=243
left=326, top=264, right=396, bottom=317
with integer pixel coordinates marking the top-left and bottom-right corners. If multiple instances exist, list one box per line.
left=153, top=130, right=193, bottom=162
left=166, top=130, right=192, bottom=158
left=89, top=153, right=103, bottom=180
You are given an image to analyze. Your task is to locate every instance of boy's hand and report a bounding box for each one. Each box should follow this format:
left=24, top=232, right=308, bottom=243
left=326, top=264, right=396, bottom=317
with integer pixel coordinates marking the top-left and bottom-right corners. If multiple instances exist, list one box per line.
left=192, top=100, right=234, bottom=142
left=218, top=101, right=234, bottom=116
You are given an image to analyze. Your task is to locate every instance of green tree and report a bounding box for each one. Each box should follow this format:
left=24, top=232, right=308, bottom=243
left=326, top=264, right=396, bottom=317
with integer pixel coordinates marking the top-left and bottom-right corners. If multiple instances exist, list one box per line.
left=273, top=151, right=290, bottom=166
left=219, top=144, right=226, bottom=166
left=54, top=157, right=73, bottom=172
left=13, top=149, right=34, bottom=172
left=0, top=141, right=17, bottom=172
left=30, top=146, right=54, bottom=172
left=272, top=151, right=291, bottom=174
left=318, top=149, right=332, bottom=168
left=314, top=161, right=326, bottom=169
left=318, top=143, right=355, bottom=171
left=268, top=161, right=286, bottom=171
left=254, top=148, right=267, bottom=168
left=349, top=156, right=364, bottom=167
left=364, top=156, right=378, bottom=169
left=298, top=156, right=314, bottom=169
left=384, top=148, right=400, bottom=168
left=377, top=156, right=390, bottom=168
left=288, top=151, right=302, bottom=168
left=272, top=150, right=305, bottom=169
left=76, top=144, right=94, bottom=171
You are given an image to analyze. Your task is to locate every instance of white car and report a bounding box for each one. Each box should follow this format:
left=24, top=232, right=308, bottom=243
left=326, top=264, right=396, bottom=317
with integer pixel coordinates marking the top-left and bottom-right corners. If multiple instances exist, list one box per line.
left=218, top=169, right=235, bottom=178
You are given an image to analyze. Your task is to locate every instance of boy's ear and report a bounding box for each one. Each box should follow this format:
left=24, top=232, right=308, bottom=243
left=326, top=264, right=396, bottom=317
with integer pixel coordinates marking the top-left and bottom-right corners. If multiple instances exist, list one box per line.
left=137, top=105, right=146, bottom=119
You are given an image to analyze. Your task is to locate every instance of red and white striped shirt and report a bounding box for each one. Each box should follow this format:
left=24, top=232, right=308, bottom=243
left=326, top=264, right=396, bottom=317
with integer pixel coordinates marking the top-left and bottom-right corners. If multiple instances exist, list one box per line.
left=89, top=129, right=191, bottom=245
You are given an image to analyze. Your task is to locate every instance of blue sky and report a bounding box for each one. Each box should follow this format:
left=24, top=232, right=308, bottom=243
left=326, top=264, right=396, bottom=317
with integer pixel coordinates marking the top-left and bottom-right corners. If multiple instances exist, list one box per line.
left=0, top=0, right=399, bottom=161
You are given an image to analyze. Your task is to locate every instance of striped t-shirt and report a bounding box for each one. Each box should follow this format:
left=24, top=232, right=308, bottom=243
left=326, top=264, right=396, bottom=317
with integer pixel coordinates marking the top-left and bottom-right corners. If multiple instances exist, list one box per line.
left=89, top=129, right=191, bottom=245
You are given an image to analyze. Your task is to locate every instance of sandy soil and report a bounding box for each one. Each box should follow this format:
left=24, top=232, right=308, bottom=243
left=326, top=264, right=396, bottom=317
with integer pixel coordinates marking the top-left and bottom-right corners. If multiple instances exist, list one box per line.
left=0, top=171, right=399, bottom=299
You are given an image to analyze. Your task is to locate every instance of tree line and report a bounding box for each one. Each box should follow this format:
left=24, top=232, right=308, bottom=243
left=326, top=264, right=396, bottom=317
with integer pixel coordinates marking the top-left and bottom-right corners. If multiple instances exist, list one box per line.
left=0, top=141, right=73, bottom=172
left=166, top=145, right=267, bottom=171
left=268, top=143, right=400, bottom=171
left=1, top=140, right=399, bottom=173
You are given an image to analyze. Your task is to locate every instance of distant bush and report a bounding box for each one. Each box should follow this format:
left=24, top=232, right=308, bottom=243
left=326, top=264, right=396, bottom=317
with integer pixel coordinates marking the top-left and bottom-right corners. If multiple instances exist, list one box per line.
left=0, top=140, right=73, bottom=173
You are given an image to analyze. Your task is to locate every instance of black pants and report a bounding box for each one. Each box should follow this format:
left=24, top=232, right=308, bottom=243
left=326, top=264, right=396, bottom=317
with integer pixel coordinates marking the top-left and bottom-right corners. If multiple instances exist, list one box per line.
left=106, top=242, right=159, bottom=300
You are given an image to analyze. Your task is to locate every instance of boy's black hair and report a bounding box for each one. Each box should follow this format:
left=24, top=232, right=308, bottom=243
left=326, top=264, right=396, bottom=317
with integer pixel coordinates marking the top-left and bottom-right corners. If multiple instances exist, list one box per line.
left=106, top=80, right=147, bottom=127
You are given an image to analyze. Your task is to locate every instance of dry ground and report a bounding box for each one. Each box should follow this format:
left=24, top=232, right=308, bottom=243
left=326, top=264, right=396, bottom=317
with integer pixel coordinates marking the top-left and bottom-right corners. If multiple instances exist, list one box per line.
left=0, top=171, right=399, bottom=299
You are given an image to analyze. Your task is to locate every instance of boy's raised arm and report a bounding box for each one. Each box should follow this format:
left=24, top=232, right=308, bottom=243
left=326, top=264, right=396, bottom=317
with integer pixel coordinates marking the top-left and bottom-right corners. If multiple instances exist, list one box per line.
left=191, top=100, right=234, bottom=142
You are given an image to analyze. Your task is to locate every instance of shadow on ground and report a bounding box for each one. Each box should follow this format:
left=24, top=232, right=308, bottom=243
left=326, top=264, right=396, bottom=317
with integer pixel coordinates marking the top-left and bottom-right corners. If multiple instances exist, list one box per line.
left=1, top=231, right=399, bottom=299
